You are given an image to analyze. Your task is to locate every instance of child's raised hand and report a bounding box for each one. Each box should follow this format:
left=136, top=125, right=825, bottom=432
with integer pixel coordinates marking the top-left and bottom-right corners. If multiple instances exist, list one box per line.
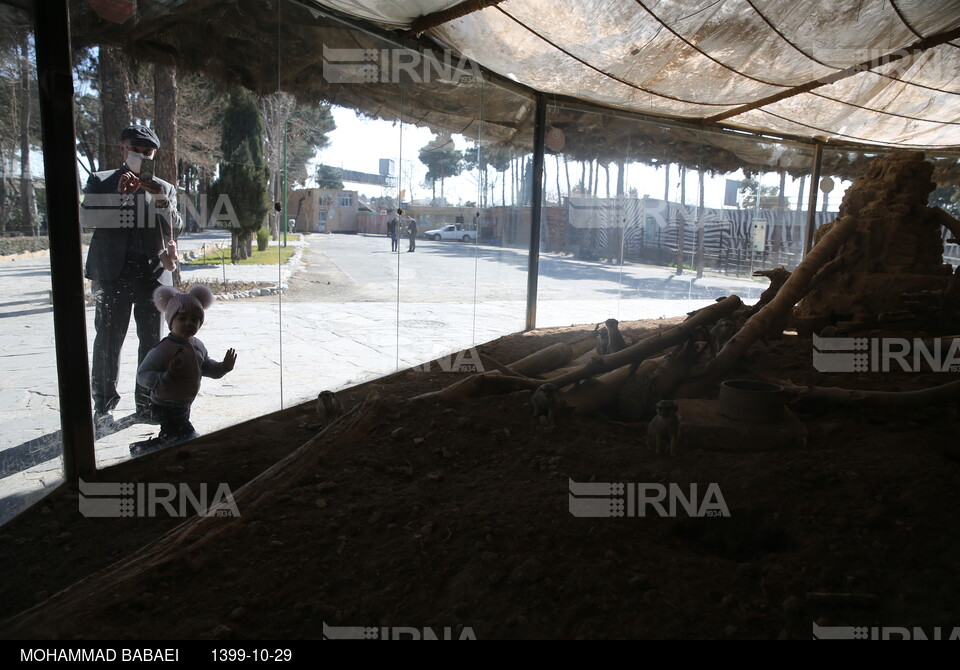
left=168, top=354, right=185, bottom=378
left=223, top=348, right=237, bottom=372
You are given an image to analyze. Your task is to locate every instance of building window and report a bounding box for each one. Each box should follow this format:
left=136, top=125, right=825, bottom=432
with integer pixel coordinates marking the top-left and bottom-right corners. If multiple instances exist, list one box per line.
left=339, top=194, right=352, bottom=208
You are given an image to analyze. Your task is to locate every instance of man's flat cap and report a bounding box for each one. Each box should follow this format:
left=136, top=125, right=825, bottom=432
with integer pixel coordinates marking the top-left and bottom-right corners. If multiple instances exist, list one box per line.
left=120, top=124, right=160, bottom=149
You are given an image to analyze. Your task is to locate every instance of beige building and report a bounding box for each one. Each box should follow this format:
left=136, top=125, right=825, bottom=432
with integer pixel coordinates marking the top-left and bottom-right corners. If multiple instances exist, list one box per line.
left=286, top=188, right=361, bottom=233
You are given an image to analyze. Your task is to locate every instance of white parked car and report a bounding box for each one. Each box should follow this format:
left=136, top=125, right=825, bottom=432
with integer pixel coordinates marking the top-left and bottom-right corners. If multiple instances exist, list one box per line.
left=424, top=224, right=477, bottom=242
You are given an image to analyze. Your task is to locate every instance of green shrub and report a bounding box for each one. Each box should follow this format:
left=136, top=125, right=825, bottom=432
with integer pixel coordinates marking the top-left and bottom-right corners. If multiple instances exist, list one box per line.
left=256, top=226, right=271, bottom=252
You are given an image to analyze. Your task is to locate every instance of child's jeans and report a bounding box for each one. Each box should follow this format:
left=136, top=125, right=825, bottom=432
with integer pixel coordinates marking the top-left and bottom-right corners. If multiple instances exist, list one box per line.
left=154, top=402, right=196, bottom=440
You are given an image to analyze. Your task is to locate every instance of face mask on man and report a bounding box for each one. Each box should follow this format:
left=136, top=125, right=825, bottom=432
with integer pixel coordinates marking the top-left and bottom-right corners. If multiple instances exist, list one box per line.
left=125, top=151, right=143, bottom=174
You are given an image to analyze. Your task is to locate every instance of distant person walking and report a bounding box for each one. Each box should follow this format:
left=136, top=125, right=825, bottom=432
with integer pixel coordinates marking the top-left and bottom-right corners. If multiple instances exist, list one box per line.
left=406, top=217, right=418, bottom=252
left=387, top=216, right=399, bottom=252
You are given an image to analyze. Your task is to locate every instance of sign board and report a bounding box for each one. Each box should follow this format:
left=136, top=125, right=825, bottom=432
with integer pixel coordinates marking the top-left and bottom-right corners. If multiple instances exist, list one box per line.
left=752, top=219, right=767, bottom=252
left=724, top=179, right=739, bottom=207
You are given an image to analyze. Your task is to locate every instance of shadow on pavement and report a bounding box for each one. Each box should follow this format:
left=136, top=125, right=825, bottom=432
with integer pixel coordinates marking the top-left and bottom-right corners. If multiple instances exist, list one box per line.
left=0, top=414, right=141, bottom=478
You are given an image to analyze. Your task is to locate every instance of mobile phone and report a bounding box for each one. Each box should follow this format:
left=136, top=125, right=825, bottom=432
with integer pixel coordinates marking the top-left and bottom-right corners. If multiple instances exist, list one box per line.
left=139, top=157, right=155, bottom=182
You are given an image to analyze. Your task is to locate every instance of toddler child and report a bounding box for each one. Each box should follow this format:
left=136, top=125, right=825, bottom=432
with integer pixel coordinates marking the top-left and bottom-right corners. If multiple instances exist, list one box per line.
left=130, top=285, right=237, bottom=455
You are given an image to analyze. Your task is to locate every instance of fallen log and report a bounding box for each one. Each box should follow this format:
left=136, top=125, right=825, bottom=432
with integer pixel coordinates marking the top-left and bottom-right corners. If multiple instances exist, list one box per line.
left=677, top=214, right=860, bottom=396
left=564, top=357, right=663, bottom=415
left=747, top=267, right=791, bottom=316
left=780, top=378, right=960, bottom=407
left=930, top=206, right=960, bottom=245
left=411, top=342, right=578, bottom=402
left=545, top=295, right=742, bottom=390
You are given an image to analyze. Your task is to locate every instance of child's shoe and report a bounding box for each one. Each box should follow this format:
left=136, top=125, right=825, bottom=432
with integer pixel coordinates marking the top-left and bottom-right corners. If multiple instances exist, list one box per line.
left=129, top=436, right=164, bottom=456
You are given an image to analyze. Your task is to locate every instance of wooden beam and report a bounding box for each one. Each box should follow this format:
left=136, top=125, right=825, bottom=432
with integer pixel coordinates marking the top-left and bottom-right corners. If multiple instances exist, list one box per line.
left=404, top=0, right=505, bottom=35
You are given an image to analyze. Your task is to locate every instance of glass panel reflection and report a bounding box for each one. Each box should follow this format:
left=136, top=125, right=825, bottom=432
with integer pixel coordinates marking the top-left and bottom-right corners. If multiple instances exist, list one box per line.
left=0, top=8, right=62, bottom=523
left=68, top=2, right=283, bottom=468
left=536, top=105, right=827, bottom=329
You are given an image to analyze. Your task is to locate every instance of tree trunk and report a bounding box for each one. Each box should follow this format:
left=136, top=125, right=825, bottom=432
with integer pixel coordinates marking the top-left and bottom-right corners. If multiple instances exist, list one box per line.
left=412, top=342, right=578, bottom=403
left=783, top=379, right=960, bottom=407
left=772, top=170, right=787, bottom=253
left=555, top=154, right=562, bottom=208
left=677, top=214, right=860, bottom=396
left=695, top=170, right=705, bottom=278
left=18, top=29, right=34, bottom=236
left=794, top=174, right=806, bottom=253
left=676, top=166, right=686, bottom=274
left=546, top=295, right=741, bottom=390
left=98, top=45, right=131, bottom=167
left=153, top=64, right=178, bottom=188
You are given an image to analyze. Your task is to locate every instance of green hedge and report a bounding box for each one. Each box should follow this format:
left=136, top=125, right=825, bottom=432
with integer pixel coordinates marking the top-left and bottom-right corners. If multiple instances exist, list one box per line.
left=0, top=234, right=94, bottom=257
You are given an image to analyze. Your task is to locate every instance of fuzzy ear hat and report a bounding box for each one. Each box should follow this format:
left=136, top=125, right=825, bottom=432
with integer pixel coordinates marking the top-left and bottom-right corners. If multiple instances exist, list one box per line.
left=153, top=285, right=215, bottom=328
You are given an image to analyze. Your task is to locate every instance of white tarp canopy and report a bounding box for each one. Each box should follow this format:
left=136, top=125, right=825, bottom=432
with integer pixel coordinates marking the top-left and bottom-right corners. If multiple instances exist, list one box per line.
left=313, top=0, right=960, bottom=150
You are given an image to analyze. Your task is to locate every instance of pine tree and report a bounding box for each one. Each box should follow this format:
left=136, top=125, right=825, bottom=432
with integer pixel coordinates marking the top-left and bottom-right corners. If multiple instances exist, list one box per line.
left=209, top=88, right=269, bottom=262
left=418, top=132, right=463, bottom=204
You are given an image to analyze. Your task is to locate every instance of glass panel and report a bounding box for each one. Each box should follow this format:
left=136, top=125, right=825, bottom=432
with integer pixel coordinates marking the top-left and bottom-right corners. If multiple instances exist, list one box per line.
left=0, top=7, right=62, bottom=523
left=277, top=2, right=404, bottom=403
left=470, top=88, right=534, bottom=342
left=70, top=2, right=282, bottom=468
left=928, top=155, right=960, bottom=270
left=276, top=1, right=536, bottom=407
left=538, top=105, right=817, bottom=329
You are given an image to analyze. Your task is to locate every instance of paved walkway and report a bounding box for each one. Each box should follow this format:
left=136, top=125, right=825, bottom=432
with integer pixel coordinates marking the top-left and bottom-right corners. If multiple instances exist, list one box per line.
left=0, top=232, right=759, bottom=524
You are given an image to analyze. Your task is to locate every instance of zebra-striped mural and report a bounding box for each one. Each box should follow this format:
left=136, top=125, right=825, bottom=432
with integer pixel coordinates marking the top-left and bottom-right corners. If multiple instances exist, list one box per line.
left=566, top=197, right=838, bottom=268
left=567, top=197, right=836, bottom=253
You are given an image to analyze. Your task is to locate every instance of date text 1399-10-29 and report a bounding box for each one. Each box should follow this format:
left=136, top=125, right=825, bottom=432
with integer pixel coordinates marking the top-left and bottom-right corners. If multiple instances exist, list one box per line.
left=212, top=648, right=293, bottom=662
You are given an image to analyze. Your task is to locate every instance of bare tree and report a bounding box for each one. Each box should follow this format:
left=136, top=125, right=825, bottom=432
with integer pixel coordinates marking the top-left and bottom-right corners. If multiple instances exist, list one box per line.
left=97, top=45, right=131, bottom=166
left=17, top=28, right=33, bottom=235
left=176, top=71, right=223, bottom=229
left=153, top=63, right=177, bottom=186
left=260, top=92, right=335, bottom=235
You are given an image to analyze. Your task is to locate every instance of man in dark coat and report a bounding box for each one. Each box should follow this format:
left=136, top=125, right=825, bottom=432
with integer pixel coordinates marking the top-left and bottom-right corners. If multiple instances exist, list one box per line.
left=406, top=216, right=418, bottom=252
left=387, top=216, right=398, bottom=252
left=81, top=124, right=182, bottom=432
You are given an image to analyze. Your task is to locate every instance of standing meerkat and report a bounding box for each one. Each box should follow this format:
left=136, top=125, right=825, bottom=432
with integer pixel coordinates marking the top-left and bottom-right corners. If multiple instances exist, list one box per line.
left=595, top=325, right=610, bottom=356
left=300, top=390, right=345, bottom=430
left=316, top=390, right=344, bottom=427
left=709, top=319, right=736, bottom=355
left=605, top=318, right=627, bottom=353
left=531, top=383, right=560, bottom=424
left=646, top=399, right=679, bottom=456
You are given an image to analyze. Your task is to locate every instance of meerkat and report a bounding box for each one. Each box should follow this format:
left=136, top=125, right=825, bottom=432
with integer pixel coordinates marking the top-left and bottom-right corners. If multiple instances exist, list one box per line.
left=595, top=325, right=610, bottom=356
left=605, top=318, right=627, bottom=353
left=709, top=319, right=736, bottom=355
left=301, top=390, right=344, bottom=430
left=316, top=390, right=344, bottom=426
left=646, top=399, right=679, bottom=456
left=532, top=383, right=560, bottom=424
